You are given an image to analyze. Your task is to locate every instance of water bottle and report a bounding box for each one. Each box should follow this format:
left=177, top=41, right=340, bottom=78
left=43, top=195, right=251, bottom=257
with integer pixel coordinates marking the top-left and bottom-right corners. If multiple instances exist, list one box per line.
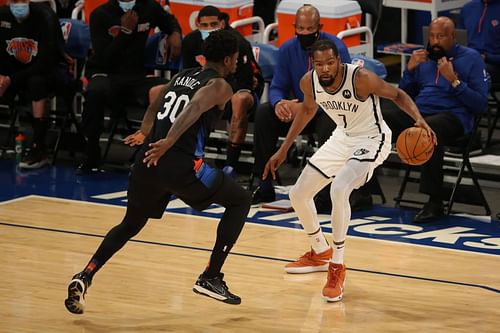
left=15, top=133, right=25, bottom=163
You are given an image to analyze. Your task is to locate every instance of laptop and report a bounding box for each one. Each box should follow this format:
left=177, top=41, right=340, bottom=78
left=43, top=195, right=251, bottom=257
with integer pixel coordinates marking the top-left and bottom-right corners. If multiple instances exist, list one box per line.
left=422, top=26, right=468, bottom=46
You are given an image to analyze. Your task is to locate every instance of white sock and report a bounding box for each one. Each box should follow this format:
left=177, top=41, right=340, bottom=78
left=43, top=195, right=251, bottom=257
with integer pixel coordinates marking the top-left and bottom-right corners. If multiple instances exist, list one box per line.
left=331, top=240, right=345, bottom=264
left=308, top=228, right=330, bottom=254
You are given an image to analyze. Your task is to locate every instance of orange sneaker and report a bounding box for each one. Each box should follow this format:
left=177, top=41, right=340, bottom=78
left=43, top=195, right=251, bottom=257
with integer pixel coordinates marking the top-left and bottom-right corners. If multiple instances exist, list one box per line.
left=322, top=262, right=346, bottom=302
left=284, top=247, right=333, bottom=274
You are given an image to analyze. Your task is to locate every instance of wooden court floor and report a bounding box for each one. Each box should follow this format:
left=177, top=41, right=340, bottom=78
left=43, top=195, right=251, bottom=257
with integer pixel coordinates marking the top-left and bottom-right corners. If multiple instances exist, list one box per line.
left=0, top=196, right=499, bottom=333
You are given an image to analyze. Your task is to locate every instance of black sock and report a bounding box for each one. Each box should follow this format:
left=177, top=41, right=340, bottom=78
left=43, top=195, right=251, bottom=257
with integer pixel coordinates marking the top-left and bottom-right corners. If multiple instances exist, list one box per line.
left=226, top=142, right=242, bottom=168
left=32, top=118, right=48, bottom=149
left=204, top=241, right=234, bottom=279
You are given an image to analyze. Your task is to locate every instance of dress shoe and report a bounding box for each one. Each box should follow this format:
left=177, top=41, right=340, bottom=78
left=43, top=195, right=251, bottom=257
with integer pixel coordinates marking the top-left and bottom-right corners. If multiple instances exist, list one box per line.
left=349, top=189, right=373, bottom=212
left=414, top=201, right=444, bottom=223
left=252, top=186, right=275, bottom=204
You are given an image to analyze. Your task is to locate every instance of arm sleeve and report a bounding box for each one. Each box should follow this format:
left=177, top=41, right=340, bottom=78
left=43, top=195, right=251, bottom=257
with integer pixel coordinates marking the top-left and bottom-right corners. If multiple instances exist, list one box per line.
left=10, top=8, right=61, bottom=87
left=269, top=46, right=292, bottom=107
left=453, top=56, right=489, bottom=113
left=89, top=9, right=133, bottom=70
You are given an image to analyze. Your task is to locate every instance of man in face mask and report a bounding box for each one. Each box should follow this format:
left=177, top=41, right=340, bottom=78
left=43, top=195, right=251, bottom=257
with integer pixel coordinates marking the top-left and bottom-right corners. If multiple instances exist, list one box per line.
left=252, top=5, right=376, bottom=213
left=77, top=0, right=182, bottom=174
left=382, top=17, right=489, bottom=223
left=180, top=6, right=264, bottom=179
left=0, top=0, right=66, bottom=168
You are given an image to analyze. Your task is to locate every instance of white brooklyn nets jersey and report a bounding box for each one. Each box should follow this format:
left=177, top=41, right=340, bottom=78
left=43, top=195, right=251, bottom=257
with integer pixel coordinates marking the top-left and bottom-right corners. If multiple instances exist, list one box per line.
left=312, top=63, right=390, bottom=137
left=308, top=63, right=392, bottom=180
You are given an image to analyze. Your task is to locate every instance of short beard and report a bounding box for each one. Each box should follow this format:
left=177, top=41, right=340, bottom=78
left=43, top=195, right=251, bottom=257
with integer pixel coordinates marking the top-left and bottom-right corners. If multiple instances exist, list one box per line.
left=319, top=77, right=334, bottom=87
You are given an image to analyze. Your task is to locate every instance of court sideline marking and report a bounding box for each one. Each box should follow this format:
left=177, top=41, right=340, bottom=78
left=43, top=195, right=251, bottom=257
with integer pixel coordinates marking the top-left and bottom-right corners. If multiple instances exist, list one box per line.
left=0, top=220, right=498, bottom=294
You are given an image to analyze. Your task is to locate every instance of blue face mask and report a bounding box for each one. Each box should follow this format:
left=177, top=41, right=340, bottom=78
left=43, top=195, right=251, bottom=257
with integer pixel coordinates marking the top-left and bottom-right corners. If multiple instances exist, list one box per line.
left=118, top=0, right=135, bottom=12
left=10, top=3, right=30, bottom=21
left=200, top=29, right=217, bottom=41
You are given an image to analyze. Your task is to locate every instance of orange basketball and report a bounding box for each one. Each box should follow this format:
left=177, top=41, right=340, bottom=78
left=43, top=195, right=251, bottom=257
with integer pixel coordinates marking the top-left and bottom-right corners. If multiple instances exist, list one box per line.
left=396, top=127, right=434, bottom=166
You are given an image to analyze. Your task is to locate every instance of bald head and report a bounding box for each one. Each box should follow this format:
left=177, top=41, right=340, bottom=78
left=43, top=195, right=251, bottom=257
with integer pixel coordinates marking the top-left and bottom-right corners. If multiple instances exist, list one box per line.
left=428, top=16, right=456, bottom=52
left=294, top=4, right=322, bottom=42
left=296, top=5, right=321, bottom=26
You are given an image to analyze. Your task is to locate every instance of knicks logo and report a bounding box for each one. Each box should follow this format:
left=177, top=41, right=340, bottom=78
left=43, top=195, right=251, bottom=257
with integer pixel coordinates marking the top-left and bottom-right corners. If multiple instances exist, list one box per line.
left=6, top=38, right=38, bottom=64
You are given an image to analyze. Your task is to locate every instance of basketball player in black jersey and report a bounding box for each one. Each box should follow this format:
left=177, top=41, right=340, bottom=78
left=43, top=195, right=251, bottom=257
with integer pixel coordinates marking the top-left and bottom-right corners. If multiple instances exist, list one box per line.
left=65, top=30, right=251, bottom=313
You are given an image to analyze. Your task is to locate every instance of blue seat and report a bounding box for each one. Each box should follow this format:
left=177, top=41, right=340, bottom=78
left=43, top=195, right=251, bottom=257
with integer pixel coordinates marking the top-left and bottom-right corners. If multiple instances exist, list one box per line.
left=251, top=42, right=279, bottom=83
left=350, top=54, right=387, bottom=80
left=144, top=32, right=181, bottom=73
left=59, top=19, right=91, bottom=60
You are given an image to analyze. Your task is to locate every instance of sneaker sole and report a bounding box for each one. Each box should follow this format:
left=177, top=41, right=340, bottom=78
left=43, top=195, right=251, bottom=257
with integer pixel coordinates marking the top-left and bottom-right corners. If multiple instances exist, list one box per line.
left=322, top=282, right=345, bottom=302
left=192, top=285, right=241, bottom=305
left=64, top=279, right=86, bottom=314
left=284, top=263, right=329, bottom=274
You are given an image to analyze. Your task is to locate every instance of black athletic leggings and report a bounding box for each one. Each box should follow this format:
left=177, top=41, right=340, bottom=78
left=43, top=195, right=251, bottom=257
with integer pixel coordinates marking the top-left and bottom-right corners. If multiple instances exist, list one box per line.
left=87, top=175, right=251, bottom=279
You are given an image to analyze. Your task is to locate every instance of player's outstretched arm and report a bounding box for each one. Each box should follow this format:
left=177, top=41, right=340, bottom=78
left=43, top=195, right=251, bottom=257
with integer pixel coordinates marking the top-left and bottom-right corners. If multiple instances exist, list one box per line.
left=357, top=68, right=436, bottom=145
left=263, top=72, right=317, bottom=180
left=143, top=78, right=233, bottom=167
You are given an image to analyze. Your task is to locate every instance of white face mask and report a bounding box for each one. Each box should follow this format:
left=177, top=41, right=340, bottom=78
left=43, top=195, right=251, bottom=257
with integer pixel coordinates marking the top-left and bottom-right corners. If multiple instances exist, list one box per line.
left=118, top=0, right=135, bottom=12
left=200, top=28, right=217, bottom=40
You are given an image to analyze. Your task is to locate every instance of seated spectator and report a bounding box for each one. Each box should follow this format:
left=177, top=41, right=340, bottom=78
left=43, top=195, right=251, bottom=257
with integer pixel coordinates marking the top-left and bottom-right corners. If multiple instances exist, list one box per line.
left=0, top=0, right=67, bottom=168
left=253, top=0, right=278, bottom=26
left=382, top=17, right=489, bottom=222
left=77, top=0, right=182, bottom=174
left=181, top=6, right=263, bottom=178
left=458, top=0, right=500, bottom=86
left=251, top=5, right=377, bottom=212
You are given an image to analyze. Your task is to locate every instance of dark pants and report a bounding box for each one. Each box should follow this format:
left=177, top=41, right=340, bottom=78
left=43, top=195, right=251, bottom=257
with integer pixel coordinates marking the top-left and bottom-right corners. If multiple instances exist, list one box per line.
left=2, top=74, right=59, bottom=102
left=486, top=62, right=500, bottom=88
left=253, top=102, right=336, bottom=178
left=82, top=74, right=167, bottom=139
left=382, top=109, right=464, bottom=199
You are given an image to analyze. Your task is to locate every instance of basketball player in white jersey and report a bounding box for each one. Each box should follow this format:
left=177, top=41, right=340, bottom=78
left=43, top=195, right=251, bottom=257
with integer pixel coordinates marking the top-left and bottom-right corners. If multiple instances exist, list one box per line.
left=263, top=39, right=436, bottom=302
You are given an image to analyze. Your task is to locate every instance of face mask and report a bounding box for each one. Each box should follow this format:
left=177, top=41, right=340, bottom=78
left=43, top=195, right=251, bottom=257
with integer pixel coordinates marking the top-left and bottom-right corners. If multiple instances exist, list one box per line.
left=10, top=3, right=29, bottom=21
left=296, top=31, right=320, bottom=50
left=426, top=43, right=447, bottom=62
left=118, top=0, right=135, bottom=12
left=200, top=28, right=217, bottom=40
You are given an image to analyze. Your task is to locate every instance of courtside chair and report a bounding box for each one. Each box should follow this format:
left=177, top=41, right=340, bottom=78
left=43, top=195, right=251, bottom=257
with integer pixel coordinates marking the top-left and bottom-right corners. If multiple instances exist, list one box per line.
left=394, top=115, right=491, bottom=216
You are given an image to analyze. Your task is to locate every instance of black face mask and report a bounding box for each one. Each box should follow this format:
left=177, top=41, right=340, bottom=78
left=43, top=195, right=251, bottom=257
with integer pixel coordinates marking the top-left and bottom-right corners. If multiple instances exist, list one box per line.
left=427, top=43, right=447, bottom=62
left=296, top=31, right=320, bottom=50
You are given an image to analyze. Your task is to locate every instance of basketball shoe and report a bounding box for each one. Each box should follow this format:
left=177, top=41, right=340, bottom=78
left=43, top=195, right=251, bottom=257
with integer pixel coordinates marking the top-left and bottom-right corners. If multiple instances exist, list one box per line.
left=284, top=247, right=333, bottom=274
left=193, top=272, right=241, bottom=305
left=64, top=272, right=91, bottom=314
left=322, top=262, right=346, bottom=302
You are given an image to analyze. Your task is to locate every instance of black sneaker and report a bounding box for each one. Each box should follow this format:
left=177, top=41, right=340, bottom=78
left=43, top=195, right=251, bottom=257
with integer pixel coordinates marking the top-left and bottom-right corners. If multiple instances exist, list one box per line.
left=193, top=273, right=241, bottom=305
left=19, top=146, right=49, bottom=169
left=64, top=272, right=91, bottom=314
left=251, top=186, right=275, bottom=204
left=76, top=143, right=101, bottom=175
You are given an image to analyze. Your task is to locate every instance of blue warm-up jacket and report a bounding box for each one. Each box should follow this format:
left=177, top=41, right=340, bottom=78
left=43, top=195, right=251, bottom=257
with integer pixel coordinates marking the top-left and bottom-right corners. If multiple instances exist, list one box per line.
left=269, top=31, right=351, bottom=108
left=400, top=44, right=489, bottom=134
left=458, top=0, right=500, bottom=66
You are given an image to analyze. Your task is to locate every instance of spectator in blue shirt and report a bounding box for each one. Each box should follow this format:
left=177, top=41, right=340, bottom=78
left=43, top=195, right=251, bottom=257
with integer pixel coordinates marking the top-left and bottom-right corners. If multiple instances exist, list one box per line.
left=383, top=17, right=489, bottom=222
left=459, top=0, right=500, bottom=86
left=251, top=5, right=371, bottom=212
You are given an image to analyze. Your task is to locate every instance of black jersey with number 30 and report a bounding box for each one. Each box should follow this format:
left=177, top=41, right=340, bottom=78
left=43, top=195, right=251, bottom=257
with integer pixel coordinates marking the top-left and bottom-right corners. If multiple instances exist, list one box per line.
left=149, top=67, right=222, bottom=158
